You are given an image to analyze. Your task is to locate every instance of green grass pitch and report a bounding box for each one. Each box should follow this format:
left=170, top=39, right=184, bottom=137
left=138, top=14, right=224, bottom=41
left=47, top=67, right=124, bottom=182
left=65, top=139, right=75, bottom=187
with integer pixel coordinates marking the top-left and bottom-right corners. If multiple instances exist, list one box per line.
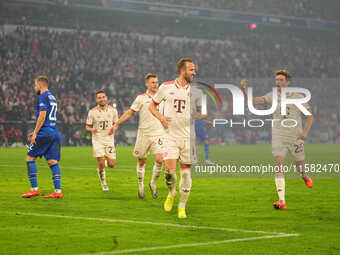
left=0, top=145, right=340, bottom=255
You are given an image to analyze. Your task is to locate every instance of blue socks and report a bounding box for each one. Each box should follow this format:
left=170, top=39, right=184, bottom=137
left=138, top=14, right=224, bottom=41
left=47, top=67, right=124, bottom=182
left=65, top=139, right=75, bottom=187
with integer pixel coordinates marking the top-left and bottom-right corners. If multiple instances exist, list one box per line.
left=50, top=164, right=61, bottom=191
left=27, top=161, right=38, bottom=189
left=204, top=143, right=209, bottom=160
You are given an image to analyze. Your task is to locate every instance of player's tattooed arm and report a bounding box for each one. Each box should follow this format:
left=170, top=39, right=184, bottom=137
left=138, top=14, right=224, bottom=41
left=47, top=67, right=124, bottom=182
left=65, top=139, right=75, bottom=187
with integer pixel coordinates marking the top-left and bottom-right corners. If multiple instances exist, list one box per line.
left=241, top=79, right=266, bottom=105
left=111, top=109, right=134, bottom=134
left=299, top=108, right=314, bottom=140
left=31, top=110, right=47, bottom=144
left=149, top=101, right=168, bottom=129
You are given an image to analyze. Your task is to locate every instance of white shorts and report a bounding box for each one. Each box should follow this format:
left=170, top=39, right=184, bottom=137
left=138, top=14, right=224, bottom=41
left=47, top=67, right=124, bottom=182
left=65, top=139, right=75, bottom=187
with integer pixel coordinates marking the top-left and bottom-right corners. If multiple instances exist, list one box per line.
left=163, top=136, right=197, bottom=165
left=133, top=132, right=165, bottom=158
left=92, top=140, right=116, bottom=159
left=272, top=136, right=305, bottom=161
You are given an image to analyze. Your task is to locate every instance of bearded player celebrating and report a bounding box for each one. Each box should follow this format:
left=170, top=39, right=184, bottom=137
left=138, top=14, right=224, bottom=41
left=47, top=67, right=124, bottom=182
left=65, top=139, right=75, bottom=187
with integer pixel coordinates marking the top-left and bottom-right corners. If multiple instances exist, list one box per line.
left=241, top=70, right=314, bottom=210
left=149, top=58, right=205, bottom=218
left=86, top=91, right=118, bottom=191
left=112, top=73, right=165, bottom=199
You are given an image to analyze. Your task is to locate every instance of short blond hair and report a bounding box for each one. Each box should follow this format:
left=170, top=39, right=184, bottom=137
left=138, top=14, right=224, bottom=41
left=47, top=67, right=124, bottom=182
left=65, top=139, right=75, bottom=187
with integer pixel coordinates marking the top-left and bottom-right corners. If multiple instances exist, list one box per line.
left=144, top=73, right=158, bottom=81
left=275, top=69, right=292, bottom=80
left=35, top=75, right=49, bottom=86
left=176, top=58, right=194, bottom=74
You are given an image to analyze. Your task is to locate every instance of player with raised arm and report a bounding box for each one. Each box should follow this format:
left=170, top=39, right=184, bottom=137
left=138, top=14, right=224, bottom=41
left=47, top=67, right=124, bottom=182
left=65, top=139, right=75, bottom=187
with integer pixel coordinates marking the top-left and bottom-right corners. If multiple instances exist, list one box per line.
left=149, top=58, right=205, bottom=218
left=112, top=73, right=164, bottom=199
left=241, top=70, right=314, bottom=210
left=22, top=76, right=63, bottom=199
left=86, top=91, right=118, bottom=191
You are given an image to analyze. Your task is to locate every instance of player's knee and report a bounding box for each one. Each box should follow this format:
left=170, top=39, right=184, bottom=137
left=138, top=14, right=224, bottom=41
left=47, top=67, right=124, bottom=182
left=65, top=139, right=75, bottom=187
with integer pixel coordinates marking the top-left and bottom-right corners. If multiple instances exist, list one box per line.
left=138, top=158, right=146, bottom=167
left=107, top=159, right=115, bottom=168
left=26, top=156, right=36, bottom=162
left=274, top=156, right=284, bottom=166
left=165, top=170, right=177, bottom=185
left=180, top=163, right=191, bottom=169
left=98, top=162, right=105, bottom=170
left=165, top=166, right=176, bottom=173
left=97, top=158, right=105, bottom=169
left=295, top=160, right=304, bottom=165
left=154, top=155, right=163, bottom=166
left=47, top=159, right=58, bottom=166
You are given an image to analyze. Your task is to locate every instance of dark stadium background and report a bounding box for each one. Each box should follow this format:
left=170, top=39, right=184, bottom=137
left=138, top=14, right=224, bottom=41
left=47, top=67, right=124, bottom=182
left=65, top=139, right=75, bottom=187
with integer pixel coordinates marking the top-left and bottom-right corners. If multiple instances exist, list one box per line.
left=0, top=0, right=339, bottom=146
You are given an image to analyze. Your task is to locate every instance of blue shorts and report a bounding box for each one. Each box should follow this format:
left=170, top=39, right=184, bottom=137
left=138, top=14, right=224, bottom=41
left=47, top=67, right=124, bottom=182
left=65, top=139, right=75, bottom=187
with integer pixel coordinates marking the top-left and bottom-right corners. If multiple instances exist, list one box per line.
left=195, top=125, right=207, bottom=142
left=27, top=132, right=61, bottom=161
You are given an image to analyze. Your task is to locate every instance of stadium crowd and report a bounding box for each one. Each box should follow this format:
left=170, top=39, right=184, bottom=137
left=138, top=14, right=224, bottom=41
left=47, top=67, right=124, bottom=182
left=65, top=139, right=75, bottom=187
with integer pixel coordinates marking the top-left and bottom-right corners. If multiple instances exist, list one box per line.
left=1, top=27, right=339, bottom=146
left=136, top=0, right=340, bottom=21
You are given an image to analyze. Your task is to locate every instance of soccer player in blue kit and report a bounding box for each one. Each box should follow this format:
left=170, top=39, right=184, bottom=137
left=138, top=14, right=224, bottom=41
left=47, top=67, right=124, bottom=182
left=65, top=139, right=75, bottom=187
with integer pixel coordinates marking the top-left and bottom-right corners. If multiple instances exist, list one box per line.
left=195, top=118, right=212, bottom=164
left=22, top=76, right=63, bottom=199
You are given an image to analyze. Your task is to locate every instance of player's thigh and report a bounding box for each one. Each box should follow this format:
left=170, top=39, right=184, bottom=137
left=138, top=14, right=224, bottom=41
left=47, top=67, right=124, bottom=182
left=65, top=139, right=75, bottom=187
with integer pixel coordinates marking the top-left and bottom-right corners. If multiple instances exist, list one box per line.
left=163, top=137, right=180, bottom=162
left=150, top=135, right=165, bottom=158
left=272, top=136, right=288, bottom=160
left=288, top=138, right=305, bottom=161
left=165, top=158, right=177, bottom=172
left=27, top=135, right=54, bottom=160
left=133, top=133, right=152, bottom=158
left=179, top=139, right=197, bottom=165
left=92, top=140, right=105, bottom=158
left=45, top=133, right=61, bottom=161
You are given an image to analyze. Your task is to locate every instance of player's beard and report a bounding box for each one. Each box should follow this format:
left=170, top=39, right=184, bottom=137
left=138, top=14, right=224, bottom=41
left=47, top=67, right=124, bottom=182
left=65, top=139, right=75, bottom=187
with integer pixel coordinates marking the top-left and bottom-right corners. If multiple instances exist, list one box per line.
left=184, top=74, right=193, bottom=83
left=36, top=90, right=41, bottom=95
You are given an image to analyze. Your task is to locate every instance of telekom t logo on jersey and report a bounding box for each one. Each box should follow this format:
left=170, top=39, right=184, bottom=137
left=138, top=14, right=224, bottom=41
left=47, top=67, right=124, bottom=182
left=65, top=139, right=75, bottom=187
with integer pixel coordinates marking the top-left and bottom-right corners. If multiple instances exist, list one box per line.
left=174, top=99, right=186, bottom=113
left=201, top=84, right=312, bottom=116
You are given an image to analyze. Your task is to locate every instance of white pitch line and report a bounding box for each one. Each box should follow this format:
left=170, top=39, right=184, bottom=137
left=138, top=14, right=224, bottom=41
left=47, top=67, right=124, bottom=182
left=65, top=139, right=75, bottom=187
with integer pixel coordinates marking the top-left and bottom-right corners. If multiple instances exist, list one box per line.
left=12, top=212, right=299, bottom=255
left=15, top=212, right=290, bottom=235
left=80, top=234, right=299, bottom=255
left=0, top=164, right=129, bottom=171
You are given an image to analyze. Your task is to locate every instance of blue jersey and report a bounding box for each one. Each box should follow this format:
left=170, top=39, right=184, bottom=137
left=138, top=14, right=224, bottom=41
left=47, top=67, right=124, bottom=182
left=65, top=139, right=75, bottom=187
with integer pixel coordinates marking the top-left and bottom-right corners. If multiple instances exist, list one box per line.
left=195, top=105, right=204, bottom=129
left=28, top=90, right=61, bottom=160
left=36, top=91, right=58, bottom=137
left=195, top=119, right=204, bottom=129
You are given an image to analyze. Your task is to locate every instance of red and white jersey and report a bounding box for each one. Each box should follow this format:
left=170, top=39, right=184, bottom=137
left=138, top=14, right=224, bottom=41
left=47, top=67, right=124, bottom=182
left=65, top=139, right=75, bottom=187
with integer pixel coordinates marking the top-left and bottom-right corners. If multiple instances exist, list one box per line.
left=130, top=92, right=165, bottom=136
left=152, top=80, right=202, bottom=139
left=86, top=105, right=119, bottom=143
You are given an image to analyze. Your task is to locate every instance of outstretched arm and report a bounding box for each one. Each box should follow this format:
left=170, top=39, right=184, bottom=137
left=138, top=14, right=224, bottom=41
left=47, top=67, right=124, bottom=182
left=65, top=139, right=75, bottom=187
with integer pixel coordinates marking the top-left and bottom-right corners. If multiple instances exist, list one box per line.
left=110, top=109, right=134, bottom=134
left=241, top=79, right=266, bottom=105
left=111, top=109, right=135, bottom=133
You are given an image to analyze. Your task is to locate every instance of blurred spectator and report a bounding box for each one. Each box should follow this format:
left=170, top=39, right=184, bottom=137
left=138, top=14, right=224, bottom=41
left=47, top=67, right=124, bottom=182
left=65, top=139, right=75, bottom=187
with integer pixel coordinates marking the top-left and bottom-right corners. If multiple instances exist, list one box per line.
left=0, top=27, right=339, bottom=146
left=136, top=0, right=340, bottom=21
